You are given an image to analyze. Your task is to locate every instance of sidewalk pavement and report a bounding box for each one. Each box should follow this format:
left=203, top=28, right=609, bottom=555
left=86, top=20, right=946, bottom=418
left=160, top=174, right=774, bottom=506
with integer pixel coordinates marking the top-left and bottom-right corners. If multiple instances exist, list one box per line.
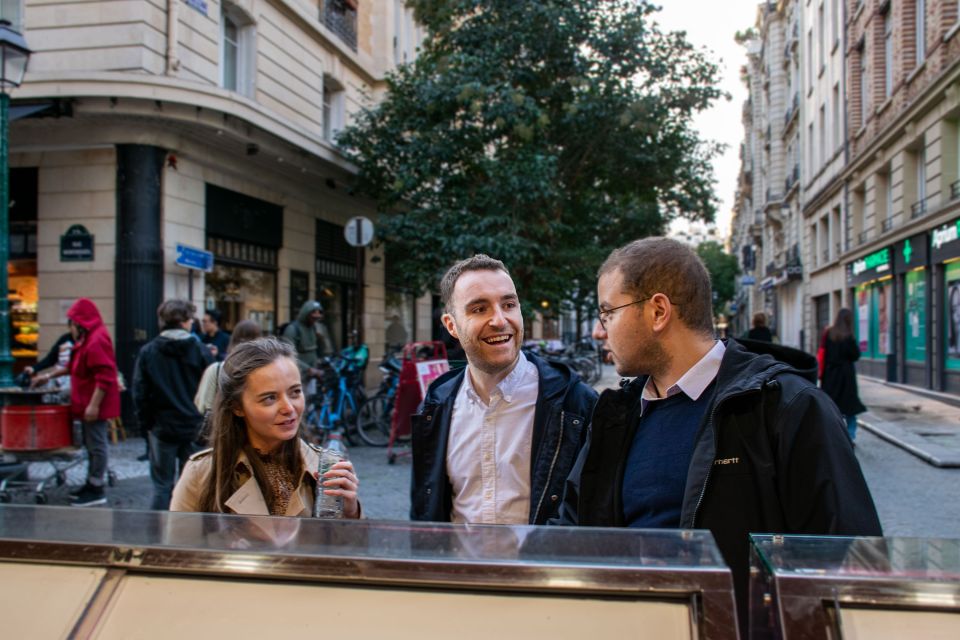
left=857, top=376, right=960, bottom=468
left=594, top=364, right=960, bottom=468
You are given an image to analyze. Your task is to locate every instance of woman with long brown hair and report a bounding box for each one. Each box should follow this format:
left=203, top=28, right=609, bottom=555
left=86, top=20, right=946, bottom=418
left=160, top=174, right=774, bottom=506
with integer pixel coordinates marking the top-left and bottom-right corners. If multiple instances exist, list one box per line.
left=171, top=337, right=359, bottom=517
left=820, top=308, right=866, bottom=443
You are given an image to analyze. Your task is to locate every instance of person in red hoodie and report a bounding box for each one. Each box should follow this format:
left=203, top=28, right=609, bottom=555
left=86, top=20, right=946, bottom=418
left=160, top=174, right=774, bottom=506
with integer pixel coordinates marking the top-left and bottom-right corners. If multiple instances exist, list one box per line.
left=35, top=298, right=120, bottom=506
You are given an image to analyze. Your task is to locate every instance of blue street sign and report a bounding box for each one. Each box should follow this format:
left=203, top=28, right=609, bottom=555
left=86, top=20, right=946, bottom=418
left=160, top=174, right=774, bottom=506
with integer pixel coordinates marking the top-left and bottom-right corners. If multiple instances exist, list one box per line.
left=175, top=243, right=214, bottom=272
left=741, top=275, right=756, bottom=286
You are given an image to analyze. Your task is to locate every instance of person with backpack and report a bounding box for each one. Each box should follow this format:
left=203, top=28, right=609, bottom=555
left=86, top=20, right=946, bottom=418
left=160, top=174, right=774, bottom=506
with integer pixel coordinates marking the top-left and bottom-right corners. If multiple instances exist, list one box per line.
left=133, top=299, right=214, bottom=510
left=194, top=320, right=263, bottom=440
left=281, top=300, right=334, bottom=390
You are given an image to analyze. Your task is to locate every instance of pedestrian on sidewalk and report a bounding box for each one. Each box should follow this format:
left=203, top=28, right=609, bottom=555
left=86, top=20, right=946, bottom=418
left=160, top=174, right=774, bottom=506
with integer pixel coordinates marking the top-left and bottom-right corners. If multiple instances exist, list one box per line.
left=194, top=320, right=263, bottom=442
left=133, top=299, right=214, bottom=510
left=171, top=337, right=360, bottom=518
left=820, top=308, right=867, bottom=443
left=745, top=311, right=774, bottom=342
left=32, top=299, right=121, bottom=507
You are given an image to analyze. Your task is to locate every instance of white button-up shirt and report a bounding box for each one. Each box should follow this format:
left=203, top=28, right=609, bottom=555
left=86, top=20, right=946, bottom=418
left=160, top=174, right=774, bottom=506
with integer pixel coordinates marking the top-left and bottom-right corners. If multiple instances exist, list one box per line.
left=639, top=340, right=726, bottom=416
left=446, top=351, right=539, bottom=524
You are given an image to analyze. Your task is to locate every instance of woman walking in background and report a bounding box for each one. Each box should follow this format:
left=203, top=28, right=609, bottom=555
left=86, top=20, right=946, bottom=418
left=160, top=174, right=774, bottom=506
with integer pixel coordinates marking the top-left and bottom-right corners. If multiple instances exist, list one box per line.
left=820, top=308, right=867, bottom=443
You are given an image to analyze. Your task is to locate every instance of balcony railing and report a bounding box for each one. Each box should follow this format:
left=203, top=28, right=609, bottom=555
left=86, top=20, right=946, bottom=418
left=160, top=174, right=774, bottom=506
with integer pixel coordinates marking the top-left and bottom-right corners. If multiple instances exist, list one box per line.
left=951, top=179, right=960, bottom=201
left=858, top=230, right=869, bottom=245
left=911, top=198, right=928, bottom=219
left=881, top=218, right=894, bottom=232
left=822, top=249, right=829, bottom=264
left=836, top=242, right=842, bottom=257
left=320, top=0, right=358, bottom=51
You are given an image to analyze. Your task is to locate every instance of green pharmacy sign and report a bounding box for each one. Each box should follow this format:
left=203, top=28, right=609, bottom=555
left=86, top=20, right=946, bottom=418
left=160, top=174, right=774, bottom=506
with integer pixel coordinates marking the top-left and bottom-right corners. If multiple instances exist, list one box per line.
left=931, top=218, right=960, bottom=250
left=852, top=248, right=890, bottom=277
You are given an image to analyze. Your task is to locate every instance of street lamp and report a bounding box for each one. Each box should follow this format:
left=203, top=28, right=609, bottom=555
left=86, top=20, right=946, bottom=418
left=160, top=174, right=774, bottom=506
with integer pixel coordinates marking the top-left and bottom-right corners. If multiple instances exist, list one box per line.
left=0, top=20, right=31, bottom=387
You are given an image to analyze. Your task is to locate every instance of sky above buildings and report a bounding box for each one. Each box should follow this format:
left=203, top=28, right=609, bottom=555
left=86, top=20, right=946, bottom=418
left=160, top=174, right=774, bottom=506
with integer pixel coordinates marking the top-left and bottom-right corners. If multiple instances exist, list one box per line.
left=656, top=0, right=758, bottom=240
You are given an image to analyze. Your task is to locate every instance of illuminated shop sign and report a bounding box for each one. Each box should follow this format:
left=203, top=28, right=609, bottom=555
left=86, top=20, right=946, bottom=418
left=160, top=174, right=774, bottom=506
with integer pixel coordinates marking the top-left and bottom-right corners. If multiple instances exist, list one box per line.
left=851, top=248, right=890, bottom=277
left=931, top=218, right=960, bottom=250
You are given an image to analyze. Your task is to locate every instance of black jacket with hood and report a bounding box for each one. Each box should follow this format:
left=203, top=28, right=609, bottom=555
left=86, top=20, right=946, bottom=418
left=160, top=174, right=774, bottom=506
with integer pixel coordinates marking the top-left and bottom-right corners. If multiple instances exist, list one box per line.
left=554, top=339, right=882, bottom=627
left=411, top=351, right=598, bottom=525
left=133, top=329, right=214, bottom=442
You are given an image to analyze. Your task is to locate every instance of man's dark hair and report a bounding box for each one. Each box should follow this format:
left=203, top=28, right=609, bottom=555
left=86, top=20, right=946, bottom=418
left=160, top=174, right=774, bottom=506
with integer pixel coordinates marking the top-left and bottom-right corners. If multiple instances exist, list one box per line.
left=157, top=299, right=197, bottom=330
left=204, top=309, right=222, bottom=326
left=439, top=254, right=510, bottom=313
left=599, top=237, right=715, bottom=336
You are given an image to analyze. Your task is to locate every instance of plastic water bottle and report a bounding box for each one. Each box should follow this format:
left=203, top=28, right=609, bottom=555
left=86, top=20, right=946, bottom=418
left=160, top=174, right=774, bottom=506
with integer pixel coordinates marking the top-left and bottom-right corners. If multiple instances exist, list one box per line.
left=313, top=433, right=347, bottom=518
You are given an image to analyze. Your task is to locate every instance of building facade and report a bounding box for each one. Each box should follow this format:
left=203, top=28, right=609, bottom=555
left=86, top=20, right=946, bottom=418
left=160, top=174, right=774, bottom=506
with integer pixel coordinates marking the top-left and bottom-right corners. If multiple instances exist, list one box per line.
left=734, top=0, right=960, bottom=395
left=5, top=0, right=428, bottom=395
left=803, top=0, right=848, bottom=352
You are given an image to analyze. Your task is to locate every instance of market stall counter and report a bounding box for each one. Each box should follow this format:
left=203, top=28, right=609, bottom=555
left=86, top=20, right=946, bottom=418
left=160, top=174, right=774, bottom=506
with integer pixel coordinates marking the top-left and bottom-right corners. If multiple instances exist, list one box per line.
left=0, top=505, right=739, bottom=639
left=750, top=534, right=960, bottom=639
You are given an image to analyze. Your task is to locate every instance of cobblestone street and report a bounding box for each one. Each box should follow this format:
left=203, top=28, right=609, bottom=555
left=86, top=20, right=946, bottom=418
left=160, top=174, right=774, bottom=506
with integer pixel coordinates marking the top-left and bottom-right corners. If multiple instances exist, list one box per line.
left=4, top=365, right=959, bottom=536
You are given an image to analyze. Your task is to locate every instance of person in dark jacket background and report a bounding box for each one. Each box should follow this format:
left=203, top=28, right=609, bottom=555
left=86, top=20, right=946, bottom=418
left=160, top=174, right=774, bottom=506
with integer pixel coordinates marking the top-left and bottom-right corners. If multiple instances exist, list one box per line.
left=820, top=308, right=867, bottom=442
left=746, top=311, right=774, bottom=342
left=133, top=299, right=214, bottom=509
left=200, top=309, right=231, bottom=361
left=555, top=237, right=881, bottom=634
left=410, top=255, right=597, bottom=525
left=32, top=299, right=121, bottom=507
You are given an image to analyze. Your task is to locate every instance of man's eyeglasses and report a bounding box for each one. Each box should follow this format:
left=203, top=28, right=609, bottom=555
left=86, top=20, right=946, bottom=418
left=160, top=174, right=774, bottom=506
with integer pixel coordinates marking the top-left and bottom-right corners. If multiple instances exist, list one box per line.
left=597, top=297, right=650, bottom=330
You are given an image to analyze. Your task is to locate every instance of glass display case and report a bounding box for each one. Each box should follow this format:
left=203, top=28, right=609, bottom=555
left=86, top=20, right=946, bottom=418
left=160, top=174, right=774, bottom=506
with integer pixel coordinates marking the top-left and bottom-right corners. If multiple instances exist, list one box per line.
left=750, top=534, right=960, bottom=639
left=0, top=505, right=738, bottom=639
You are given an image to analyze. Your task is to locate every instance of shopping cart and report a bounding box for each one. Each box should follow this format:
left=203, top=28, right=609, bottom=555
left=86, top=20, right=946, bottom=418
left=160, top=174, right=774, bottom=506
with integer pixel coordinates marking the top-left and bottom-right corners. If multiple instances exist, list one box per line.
left=387, top=341, right=449, bottom=464
left=0, top=388, right=115, bottom=504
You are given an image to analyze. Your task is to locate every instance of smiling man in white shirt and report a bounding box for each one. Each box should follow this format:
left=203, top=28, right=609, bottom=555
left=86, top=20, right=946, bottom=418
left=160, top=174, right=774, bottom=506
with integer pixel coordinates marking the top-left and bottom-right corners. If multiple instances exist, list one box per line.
left=410, top=254, right=598, bottom=525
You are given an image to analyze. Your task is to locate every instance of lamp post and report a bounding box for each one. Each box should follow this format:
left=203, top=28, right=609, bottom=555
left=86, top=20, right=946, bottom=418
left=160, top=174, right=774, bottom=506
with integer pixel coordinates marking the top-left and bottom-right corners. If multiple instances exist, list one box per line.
left=0, top=20, right=31, bottom=387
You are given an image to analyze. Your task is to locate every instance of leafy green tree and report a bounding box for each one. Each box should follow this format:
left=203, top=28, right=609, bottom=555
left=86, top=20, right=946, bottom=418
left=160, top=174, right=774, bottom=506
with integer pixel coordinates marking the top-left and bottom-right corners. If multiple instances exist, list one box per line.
left=696, top=240, right=741, bottom=317
left=339, top=0, right=724, bottom=316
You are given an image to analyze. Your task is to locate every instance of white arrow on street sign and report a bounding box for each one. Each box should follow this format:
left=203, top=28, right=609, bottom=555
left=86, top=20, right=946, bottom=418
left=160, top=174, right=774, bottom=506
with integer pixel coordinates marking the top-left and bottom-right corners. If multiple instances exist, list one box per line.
left=344, top=216, right=375, bottom=247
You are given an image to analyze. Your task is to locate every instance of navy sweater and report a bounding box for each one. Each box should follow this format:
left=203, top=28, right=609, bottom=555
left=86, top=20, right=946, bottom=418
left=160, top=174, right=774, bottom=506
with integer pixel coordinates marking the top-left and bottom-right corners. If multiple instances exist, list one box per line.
left=622, top=384, right=715, bottom=528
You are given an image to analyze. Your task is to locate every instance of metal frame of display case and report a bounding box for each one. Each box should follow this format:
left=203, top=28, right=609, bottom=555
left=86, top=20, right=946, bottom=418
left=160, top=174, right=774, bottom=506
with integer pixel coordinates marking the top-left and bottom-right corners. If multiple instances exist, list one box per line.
left=0, top=505, right=740, bottom=639
left=750, top=534, right=960, bottom=639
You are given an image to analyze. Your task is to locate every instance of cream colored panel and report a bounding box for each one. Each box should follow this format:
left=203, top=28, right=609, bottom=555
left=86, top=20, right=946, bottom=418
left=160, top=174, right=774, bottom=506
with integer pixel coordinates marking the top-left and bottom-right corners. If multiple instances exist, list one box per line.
left=93, top=574, right=692, bottom=640
left=0, top=563, right=106, bottom=639
left=840, top=608, right=960, bottom=640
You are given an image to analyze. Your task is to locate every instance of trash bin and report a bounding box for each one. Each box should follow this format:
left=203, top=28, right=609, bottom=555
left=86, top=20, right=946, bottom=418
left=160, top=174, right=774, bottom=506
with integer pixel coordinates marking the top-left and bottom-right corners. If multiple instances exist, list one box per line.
left=886, top=353, right=898, bottom=383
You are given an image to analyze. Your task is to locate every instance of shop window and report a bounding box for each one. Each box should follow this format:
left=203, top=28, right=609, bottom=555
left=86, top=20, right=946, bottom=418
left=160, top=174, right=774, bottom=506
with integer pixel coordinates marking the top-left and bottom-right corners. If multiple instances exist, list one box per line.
left=205, top=262, right=276, bottom=334
left=905, top=268, right=927, bottom=363
left=316, top=219, right=359, bottom=352
left=945, top=262, right=960, bottom=370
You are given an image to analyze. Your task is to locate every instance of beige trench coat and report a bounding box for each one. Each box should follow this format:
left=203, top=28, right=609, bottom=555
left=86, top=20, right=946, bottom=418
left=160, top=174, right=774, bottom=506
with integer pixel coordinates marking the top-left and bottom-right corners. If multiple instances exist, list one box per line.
left=170, top=438, right=322, bottom=516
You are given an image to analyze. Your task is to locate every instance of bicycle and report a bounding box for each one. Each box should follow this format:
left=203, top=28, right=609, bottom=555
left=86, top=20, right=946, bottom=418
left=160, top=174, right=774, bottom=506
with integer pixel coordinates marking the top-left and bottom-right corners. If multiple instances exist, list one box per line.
left=303, top=356, right=362, bottom=447
left=356, top=352, right=401, bottom=447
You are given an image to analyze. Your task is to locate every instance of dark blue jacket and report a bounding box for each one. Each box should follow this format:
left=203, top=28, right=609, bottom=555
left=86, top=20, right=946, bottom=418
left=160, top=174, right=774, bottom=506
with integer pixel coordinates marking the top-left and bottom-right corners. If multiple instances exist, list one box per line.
left=410, top=352, right=598, bottom=525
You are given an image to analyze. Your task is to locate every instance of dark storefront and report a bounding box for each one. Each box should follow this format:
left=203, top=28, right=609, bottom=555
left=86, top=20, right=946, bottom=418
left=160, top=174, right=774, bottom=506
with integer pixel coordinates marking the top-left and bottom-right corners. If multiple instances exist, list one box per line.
left=892, top=233, right=931, bottom=388
left=848, top=246, right=895, bottom=380
left=315, top=219, right=358, bottom=352
left=205, top=184, right=282, bottom=333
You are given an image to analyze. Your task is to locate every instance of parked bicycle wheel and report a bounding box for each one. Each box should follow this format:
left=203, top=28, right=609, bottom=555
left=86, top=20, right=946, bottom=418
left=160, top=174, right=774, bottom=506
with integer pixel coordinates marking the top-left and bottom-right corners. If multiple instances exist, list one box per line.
left=356, top=394, right=392, bottom=447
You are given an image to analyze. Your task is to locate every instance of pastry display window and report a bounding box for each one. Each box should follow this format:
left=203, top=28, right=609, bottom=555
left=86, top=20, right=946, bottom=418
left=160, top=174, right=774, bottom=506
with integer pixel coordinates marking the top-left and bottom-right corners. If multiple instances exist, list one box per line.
left=0, top=505, right=739, bottom=639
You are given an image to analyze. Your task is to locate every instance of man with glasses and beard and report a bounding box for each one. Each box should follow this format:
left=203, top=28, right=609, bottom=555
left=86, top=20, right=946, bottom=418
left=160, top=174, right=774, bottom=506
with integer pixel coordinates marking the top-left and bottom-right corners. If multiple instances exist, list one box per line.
left=554, top=237, right=881, bottom=633
left=411, top=254, right=597, bottom=525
